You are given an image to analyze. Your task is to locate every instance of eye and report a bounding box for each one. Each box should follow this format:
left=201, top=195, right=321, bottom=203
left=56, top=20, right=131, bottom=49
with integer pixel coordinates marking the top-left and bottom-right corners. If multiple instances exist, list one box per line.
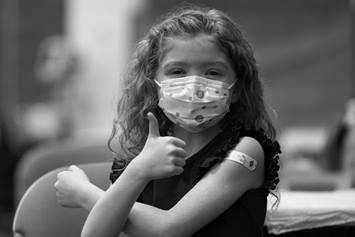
left=205, top=69, right=223, bottom=78
left=167, top=68, right=186, bottom=77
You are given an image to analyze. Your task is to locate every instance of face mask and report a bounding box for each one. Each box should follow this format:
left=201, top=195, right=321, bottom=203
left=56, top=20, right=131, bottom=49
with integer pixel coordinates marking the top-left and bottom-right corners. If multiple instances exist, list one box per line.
left=156, top=75, right=235, bottom=133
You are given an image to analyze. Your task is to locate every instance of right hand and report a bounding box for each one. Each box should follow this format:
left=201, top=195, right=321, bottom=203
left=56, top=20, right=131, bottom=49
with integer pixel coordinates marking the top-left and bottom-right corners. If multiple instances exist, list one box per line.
left=129, top=112, right=187, bottom=180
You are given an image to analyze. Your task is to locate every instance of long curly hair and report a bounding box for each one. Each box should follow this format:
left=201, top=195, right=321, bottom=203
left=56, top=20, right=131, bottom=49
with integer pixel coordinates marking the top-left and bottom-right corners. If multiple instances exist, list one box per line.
left=108, top=5, right=277, bottom=170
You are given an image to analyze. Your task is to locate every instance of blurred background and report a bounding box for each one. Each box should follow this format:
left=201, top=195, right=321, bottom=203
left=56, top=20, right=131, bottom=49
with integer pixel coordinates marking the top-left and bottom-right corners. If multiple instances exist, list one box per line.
left=1, top=0, right=354, bottom=236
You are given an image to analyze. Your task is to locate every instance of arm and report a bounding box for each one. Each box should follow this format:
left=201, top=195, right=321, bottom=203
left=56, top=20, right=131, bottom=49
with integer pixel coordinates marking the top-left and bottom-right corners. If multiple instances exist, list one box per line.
left=82, top=163, right=149, bottom=237
left=124, top=136, right=264, bottom=237
left=77, top=182, right=105, bottom=211
left=81, top=112, right=187, bottom=237
left=83, top=136, right=264, bottom=237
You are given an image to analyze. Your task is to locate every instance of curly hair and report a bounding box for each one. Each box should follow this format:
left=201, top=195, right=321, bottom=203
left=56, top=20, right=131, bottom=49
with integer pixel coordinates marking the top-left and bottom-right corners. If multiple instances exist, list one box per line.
left=108, top=5, right=277, bottom=171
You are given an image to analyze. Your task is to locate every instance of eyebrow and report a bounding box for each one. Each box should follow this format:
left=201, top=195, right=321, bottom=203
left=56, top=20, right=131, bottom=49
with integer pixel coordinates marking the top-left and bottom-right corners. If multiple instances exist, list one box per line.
left=163, top=61, right=188, bottom=68
left=203, top=61, right=230, bottom=70
left=163, top=60, right=230, bottom=70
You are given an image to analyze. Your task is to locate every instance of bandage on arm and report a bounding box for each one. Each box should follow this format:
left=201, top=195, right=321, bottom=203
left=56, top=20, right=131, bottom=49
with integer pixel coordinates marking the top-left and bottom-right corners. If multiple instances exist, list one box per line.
left=226, top=150, right=257, bottom=171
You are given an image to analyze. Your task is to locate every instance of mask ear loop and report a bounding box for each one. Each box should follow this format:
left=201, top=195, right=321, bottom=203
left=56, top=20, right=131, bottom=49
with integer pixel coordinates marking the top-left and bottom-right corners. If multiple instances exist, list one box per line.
left=227, top=80, right=237, bottom=90
left=227, top=80, right=238, bottom=105
left=154, top=80, right=162, bottom=87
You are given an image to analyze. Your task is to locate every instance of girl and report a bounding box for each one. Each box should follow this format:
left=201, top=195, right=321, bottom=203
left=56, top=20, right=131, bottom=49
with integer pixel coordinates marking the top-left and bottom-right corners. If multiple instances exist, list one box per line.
left=55, top=5, right=281, bottom=237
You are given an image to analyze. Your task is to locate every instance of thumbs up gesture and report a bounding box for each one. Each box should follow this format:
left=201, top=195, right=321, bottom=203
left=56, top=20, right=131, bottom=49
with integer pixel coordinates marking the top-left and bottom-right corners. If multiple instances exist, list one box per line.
left=129, top=112, right=187, bottom=180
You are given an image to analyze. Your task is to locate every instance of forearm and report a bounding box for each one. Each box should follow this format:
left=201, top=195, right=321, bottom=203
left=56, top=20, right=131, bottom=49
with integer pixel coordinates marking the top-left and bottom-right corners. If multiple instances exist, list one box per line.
left=81, top=183, right=171, bottom=237
left=124, top=202, right=168, bottom=237
left=81, top=163, right=149, bottom=237
left=79, top=183, right=105, bottom=211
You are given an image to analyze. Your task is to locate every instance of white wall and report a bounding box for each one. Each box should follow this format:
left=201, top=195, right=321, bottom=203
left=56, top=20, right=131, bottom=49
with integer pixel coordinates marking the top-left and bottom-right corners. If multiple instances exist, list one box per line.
left=64, top=0, right=145, bottom=137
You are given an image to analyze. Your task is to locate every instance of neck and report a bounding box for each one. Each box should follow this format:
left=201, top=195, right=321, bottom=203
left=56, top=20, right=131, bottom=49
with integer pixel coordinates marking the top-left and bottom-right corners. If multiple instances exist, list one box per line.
left=173, top=124, right=221, bottom=158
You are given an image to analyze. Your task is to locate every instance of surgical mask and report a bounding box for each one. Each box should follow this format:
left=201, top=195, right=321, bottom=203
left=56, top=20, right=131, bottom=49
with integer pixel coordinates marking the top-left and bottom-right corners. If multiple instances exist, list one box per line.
left=156, top=75, right=235, bottom=133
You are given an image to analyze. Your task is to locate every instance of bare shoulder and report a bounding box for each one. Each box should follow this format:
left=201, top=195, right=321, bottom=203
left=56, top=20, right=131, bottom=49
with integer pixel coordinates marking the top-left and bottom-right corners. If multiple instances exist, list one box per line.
left=233, top=136, right=265, bottom=162
left=220, top=136, right=265, bottom=189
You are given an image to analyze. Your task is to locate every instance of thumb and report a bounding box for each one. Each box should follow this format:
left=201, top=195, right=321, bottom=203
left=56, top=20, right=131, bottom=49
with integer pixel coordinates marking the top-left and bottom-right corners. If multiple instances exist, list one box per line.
left=147, top=112, right=160, bottom=137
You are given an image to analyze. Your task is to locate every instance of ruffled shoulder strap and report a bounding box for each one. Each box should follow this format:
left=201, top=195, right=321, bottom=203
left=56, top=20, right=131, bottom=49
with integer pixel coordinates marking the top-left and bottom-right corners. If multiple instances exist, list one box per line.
left=198, top=121, right=281, bottom=193
left=109, top=159, right=126, bottom=183
left=238, top=129, right=281, bottom=191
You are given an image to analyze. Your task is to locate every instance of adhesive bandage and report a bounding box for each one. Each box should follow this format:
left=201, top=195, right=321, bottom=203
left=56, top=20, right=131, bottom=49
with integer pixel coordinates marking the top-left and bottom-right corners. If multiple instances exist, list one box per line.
left=226, top=150, right=257, bottom=171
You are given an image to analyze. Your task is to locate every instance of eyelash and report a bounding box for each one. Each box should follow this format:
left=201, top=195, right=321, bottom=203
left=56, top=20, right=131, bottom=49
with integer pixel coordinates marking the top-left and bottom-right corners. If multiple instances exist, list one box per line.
left=166, top=68, right=224, bottom=77
left=206, top=70, right=222, bottom=76
left=166, top=68, right=186, bottom=77
left=170, top=69, right=185, bottom=74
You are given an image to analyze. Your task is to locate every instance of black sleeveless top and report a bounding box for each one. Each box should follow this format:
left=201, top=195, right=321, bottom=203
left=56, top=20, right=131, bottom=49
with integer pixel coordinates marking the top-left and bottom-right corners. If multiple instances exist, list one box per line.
left=110, top=122, right=281, bottom=237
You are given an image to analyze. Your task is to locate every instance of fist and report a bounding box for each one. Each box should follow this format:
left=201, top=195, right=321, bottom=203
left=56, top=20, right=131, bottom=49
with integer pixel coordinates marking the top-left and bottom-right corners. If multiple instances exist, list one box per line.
left=54, top=165, right=90, bottom=208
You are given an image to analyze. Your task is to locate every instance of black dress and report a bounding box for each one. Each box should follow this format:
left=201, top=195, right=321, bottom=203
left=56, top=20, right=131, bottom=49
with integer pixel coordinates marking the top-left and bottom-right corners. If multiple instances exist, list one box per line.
left=110, top=122, right=281, bottom=237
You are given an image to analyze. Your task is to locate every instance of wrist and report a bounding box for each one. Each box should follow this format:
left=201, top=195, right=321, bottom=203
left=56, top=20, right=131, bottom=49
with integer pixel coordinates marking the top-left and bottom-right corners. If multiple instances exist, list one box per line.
left=77, top=181, right=99, bottom=210
left=125, top=158, right=151, bottom=184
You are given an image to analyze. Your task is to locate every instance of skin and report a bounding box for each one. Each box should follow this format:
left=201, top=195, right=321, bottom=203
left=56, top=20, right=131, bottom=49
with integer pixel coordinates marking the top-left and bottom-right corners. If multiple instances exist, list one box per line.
left=55, top=165, right=104, bottom=210
left=55, top=34, right=265, bottom=237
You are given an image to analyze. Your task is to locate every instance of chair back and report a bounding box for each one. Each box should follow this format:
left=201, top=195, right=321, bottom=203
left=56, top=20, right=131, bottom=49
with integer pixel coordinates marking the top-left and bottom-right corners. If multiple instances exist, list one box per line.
left=14, top=137, right=112, bottom=203
left=13, top=162, right=111, bottom=237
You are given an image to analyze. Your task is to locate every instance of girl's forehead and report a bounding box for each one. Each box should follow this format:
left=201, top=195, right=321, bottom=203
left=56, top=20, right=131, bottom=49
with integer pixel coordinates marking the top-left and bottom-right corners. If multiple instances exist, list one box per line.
left=160, top=34, right=231, bottom=65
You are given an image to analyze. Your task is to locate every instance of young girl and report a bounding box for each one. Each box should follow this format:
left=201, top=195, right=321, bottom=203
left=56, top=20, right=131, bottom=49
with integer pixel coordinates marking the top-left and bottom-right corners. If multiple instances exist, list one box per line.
left=55, top=5, right=281, bottom=237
